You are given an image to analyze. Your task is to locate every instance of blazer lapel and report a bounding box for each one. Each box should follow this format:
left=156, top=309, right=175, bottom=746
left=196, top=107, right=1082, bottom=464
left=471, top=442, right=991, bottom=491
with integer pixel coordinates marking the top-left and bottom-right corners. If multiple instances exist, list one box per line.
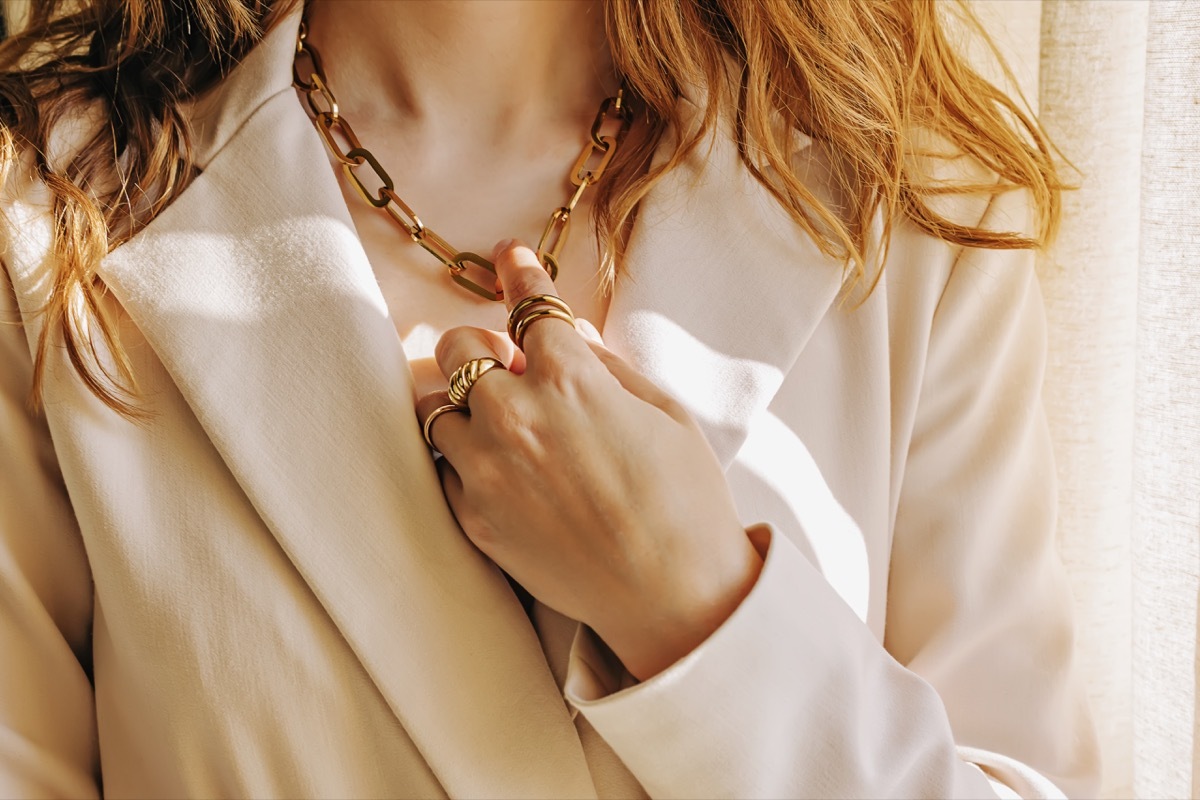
left=98, top=18, right=596, bottom=799
left=95, top=10, right=843, bottom=793
left=603, top=100, right=846, bottom=468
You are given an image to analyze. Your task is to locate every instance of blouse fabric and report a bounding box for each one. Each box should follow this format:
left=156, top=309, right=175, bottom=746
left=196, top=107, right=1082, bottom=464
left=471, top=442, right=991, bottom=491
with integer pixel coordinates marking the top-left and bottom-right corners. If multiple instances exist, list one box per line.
left=0, top=10, right=1100, bottom=799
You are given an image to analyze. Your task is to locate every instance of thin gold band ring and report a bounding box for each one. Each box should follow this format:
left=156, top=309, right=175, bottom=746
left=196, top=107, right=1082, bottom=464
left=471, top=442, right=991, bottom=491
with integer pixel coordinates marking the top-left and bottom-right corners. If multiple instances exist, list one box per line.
left=422, top=403, right=468, bottom=450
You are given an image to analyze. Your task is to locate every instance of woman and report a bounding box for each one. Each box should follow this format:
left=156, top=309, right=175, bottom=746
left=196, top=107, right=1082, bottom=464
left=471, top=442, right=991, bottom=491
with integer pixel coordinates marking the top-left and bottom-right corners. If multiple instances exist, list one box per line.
left=0, top=0, right=1100, bottom=797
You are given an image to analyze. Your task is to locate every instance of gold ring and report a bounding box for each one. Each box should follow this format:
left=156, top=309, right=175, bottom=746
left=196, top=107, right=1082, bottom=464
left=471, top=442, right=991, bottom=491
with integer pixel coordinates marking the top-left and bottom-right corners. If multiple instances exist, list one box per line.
left=507, top=294, right=576, bottom=349
left=512, top=308, right=577, bottom=351
left=447, top=357, right=507, bottom=407
left=422, top=403, right=468, bottom=450
left=508, top=293, right=574, bottom=341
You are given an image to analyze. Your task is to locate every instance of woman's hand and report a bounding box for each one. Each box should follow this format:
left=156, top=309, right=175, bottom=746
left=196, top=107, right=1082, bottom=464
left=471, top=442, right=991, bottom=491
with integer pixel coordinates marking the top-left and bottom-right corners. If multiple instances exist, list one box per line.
left=415, top=241, right=763, bottom=681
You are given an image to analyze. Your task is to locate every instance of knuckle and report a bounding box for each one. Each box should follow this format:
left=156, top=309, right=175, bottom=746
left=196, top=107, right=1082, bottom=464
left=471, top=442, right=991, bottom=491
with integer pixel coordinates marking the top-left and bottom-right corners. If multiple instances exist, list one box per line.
left=507, top=272, right=551, bottom=306
left=530, top=352, right=570, bottom=388
left=475, top=389, right=531, bottom=437
left=434, top=326, right=473, bottom=365
left=433, top=333, right=456, bottom=366
left=536, top=352, right=597, bottom=395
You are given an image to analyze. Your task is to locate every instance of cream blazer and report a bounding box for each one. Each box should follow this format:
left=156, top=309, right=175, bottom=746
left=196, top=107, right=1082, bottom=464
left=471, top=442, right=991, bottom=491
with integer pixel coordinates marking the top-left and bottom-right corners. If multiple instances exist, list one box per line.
left=0, top=12, right=1100, bottom=800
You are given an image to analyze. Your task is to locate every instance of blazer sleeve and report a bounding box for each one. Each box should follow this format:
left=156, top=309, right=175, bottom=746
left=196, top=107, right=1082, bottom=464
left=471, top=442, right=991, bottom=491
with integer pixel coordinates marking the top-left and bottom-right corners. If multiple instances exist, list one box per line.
left=562, top=187, right=1101, bottom=799
left=0, top=266, right=100, bottom=798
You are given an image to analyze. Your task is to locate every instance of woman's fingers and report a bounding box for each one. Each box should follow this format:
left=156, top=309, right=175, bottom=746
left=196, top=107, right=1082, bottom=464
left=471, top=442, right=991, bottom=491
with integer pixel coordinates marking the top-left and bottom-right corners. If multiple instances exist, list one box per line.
left=574, top=318, right=604, bottom=346
left=576, top=317, right=688, bottom=421
left=493, top=240, right=594, bottom=370
left=434, top=326, right=520, bottom=380
left=433, top=327, right=522, bottom=416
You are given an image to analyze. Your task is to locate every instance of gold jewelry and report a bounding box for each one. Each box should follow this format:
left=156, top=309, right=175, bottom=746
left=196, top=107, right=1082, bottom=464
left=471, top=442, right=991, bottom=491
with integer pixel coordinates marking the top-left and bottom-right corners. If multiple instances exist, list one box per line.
left=507, top=294, right=576, bottom=350
left=512, top=308, right=577, bottom=351
left=447, top=357, right=507, bottom=407
left=422, top=403, right=468, bottom=450
left=508, top=293, right=578, bottom=350
left=507, top=293, right=575, bottom=342
left=293, top=22, right=633, bottom=301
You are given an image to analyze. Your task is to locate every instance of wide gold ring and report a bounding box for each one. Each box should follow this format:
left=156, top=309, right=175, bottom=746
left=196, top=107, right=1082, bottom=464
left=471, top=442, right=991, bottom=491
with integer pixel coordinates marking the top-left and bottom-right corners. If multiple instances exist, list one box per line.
left=422, top=403, right=468, bottom=450
left=447, top=357, right=507, bottom=407
left=507, top=294, right=576, bottom=350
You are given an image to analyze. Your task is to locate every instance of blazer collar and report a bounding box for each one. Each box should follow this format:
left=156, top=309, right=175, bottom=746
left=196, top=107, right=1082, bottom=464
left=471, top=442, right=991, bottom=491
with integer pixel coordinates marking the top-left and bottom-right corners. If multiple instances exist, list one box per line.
left=601, top=97, right=844, bottom=466
left=186, top=6, right=841, bottom=465
left=185, top=6, right=300, bottom=171
left=97, top=9, right=844, bottom=796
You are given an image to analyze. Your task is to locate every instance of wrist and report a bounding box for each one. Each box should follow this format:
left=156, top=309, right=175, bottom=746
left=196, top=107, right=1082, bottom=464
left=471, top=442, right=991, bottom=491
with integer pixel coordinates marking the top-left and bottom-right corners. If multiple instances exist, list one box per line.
left=594, top=530, right=764, bottom=681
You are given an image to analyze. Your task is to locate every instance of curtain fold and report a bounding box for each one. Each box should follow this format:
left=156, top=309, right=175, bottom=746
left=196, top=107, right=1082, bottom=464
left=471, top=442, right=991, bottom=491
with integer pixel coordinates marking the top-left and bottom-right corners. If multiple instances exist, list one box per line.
left=1131, top=5, right=1200, bottom=799
left=1031, top=2, right=1200, bottom=798
left=1036, top=3, right=1147, bottom=797
left=972, top=2, right=1200, bottom=796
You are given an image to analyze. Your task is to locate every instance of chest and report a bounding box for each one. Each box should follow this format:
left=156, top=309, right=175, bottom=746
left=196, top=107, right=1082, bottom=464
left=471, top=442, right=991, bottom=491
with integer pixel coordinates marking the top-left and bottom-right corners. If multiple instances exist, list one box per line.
left=329, top=136, right=614, bottom=399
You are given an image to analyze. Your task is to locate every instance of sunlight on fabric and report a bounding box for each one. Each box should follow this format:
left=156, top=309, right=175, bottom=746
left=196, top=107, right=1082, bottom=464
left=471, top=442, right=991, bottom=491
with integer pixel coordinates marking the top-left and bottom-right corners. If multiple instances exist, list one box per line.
left=735, top=409, right=870, bottom=621
left=402, top=323, right=441, bottom=357
left=609, top=311, right=786, bottom=466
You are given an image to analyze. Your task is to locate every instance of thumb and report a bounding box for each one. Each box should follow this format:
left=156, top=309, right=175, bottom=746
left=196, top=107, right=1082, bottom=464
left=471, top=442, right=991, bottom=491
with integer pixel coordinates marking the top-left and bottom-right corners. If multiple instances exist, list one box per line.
left=575, top=317, right=605, bottom=345
left=579, top=332, right=691, bottom=424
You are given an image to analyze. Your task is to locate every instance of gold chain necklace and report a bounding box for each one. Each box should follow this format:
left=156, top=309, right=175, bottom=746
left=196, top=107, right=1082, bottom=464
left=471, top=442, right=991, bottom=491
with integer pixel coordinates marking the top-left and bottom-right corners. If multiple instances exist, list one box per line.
left=292, top=23, right=633, bottom=301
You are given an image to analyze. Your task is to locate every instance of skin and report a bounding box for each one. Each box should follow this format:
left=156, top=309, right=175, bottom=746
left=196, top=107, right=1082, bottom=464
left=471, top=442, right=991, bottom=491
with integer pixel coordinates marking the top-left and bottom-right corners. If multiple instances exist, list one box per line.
left=305, top=1, right=763, bottom=681
left=303, top=0, right=621, bottom=400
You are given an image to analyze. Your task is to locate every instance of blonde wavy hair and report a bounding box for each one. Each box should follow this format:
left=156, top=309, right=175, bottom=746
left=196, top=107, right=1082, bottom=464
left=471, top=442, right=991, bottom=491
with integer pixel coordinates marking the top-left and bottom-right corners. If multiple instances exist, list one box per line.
left=0, top=0, right=1062, bottom=417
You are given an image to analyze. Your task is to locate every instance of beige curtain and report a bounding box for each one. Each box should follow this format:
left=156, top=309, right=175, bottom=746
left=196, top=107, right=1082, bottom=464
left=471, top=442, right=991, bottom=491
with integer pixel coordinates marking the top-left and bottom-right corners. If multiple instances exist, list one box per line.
left=974, top=1, right=1200, bottom=797
left=1128, top=6, right=1200, bottom=798
left=1035, top=2, right=1142, bottom=797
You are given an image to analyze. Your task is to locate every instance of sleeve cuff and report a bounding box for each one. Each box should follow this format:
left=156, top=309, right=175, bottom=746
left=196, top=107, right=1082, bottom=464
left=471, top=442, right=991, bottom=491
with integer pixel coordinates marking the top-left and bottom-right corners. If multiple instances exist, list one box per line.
left=562, top=524, right=1004, bottom=799
left=564, top=524, right=772, bottom=708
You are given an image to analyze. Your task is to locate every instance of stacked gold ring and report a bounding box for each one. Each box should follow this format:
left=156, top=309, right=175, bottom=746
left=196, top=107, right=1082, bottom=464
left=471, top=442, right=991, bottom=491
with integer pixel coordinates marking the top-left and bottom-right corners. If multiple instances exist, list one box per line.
left=507, top=294, right=576, bottom=351
left=447, top=357, right=507, bottom=407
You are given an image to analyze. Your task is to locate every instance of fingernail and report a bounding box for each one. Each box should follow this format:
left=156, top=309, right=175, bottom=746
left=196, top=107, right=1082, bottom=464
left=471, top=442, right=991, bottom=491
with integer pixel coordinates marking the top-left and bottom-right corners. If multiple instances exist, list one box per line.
left=492, top=238, right=517, bottom=259
left=576, top=318, right=604, bottom=344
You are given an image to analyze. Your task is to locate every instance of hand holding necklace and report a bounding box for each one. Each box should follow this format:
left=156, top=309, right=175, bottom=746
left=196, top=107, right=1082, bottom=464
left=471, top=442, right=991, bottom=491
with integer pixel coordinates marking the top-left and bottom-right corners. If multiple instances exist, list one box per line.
left=416, top=240, right=764, bottom=681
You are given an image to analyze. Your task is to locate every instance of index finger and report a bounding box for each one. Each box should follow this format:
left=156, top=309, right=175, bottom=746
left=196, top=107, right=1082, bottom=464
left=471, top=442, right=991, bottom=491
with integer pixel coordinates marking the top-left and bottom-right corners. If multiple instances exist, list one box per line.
left=492, top=239, right=593, bottom=366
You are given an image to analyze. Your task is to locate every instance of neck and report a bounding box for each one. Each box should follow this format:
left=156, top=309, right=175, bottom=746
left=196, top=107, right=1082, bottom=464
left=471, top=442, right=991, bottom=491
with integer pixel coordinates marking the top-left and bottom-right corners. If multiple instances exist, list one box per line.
left=303, top=0, right=618, bottom=139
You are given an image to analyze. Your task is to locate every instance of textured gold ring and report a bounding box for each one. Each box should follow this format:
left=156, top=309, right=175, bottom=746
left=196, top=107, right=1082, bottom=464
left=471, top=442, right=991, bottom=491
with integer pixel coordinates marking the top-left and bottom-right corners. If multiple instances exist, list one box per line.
left=447, top=357, right=507, bottom=407
left=507, top=293, right=575, bottom=343
left=422, top=403, right=468, bottom=450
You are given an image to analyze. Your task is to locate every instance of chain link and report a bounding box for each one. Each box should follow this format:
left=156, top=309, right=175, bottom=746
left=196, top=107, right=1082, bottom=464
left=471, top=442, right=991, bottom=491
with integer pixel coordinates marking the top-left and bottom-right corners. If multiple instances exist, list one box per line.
left=536, top=208, right=571, bottom=281
left=305, top=72, right=339, bottom=118
left=293, top=27, right=630, bottom=302
left=380, top=188, right=424, bottom=238
left=312, top=112, right=362, bottom=164
left=590, top=95, right=633, bottom=147
left=342, top=147, right=394, bottom=208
